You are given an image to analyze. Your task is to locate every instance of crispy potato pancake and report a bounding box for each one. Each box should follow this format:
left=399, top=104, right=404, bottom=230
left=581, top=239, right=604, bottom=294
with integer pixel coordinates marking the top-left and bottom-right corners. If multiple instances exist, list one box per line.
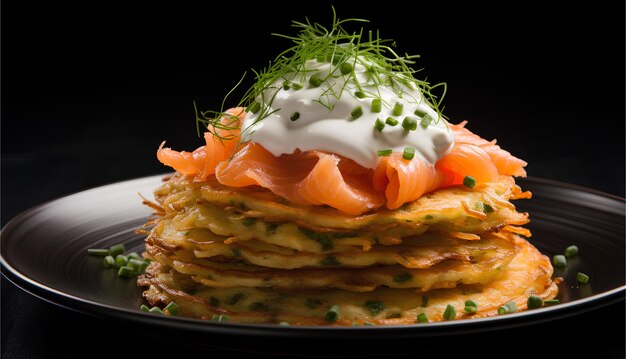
left=153, top=174, right=530, bottom=233
left=148, top=217, right=517, bottom=269
left=139, top=235, right=557, bottom=325
left=144, top=232, right=515, bottom=292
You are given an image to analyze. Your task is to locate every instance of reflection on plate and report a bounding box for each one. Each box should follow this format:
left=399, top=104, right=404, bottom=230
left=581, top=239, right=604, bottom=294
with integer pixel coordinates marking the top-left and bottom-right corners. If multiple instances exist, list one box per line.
left=1, top=174, right=624, bottom=338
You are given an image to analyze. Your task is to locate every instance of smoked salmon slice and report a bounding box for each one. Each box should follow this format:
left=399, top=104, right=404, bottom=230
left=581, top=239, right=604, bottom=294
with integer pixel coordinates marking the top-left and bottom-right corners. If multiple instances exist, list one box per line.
left=216, top=143, right=385, bottom=215
left=156, top=109, right=527, bottom=214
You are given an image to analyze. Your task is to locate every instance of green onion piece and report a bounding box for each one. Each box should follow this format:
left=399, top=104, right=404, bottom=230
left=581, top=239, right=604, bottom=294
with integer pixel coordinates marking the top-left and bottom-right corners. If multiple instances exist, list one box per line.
left=392, top=102, right=404, bottom=116
left=140, top=304, right=150, bottom=312
left=402, top=147, right=415, bottom=160
left=128, top=258, right=145, bottom=273
left=278, top=322, right=290, bottom=326
left=114, top=254, right=128, bottom=268
left=365, top=300, right=385, bottom=315
left=464, top=305, right=478, bottom=314
left=565, top=245, right=579, bottom=258
left=291, top=83, right=303, bottom=90
left=401, top=116, right=417, bottom=131
left=377, top=148, right=392, bottom=157
left=497, top=306, right=508, bottom=315
left=354, top=91, right=366, bottom=98
left=127, top=252, right=141, bottom=260
left=109, top=244, right=125, bottom=257
left=351, top=106, right=363, bottom=120
left=527, top=295, right=544, bottom=309
left=420, top=114, right=433, bottom=129
left=463, top=176, right=476, bottom=189
left=385, top=117, right=398, bottom=126
left=246, top=101, right=261, bottom=114
left=340, top=62, right=353, bottom=75
left=464, top=300, right=478, bottom=308
left=371, top=99, right=382, bottom=113
left=290, top=112, right=300, bottom=121
left=164, top=301, right=180, bottom=315
left=149, top=306, right=163, bottom=315
left=416, top=313, right=429, bottom=323
left=483, top=203, right=494, bottom=213
left=543, top=299, right=560, bottom=305
left=242, top=217, right=257, bottom=227
left=103, top=255, right=115, bottom=268
left=228, top=293, right=245, bottom=305
left=443, top=304, right=456, bottom=320
left=309, top=74, right=323, bottom=87
left=282, top=81, right=290, bottom=90
left=505, top=301, right=517, bottom=313
left=576, top=272, right=590, bottom=284
left=325, top=305, right=341, bottom=322
left=393, top=272, right=413, bottom=283
left=212, top=314, right=230, bottom=322
left=414, top=108, right=427, bottom=117
left=117, top=266, right=134, bottom=278
left=420, top=296, right=429, bottom=307
left=210, top=296, right=221, bottom=307
left=363, top=322, right=375, bottom=326
left=374, top=118, right=385, bottom=132
left=553, top=254, right=567, bottom=268
left=88, top=248, right=109, bottom=257
left=137, top=261, right=149, bottom=274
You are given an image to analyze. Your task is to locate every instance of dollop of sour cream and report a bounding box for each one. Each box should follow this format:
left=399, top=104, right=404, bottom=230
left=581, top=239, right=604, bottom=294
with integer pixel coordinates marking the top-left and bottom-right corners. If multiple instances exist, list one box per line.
left=242, top=59, right=454, bottom=168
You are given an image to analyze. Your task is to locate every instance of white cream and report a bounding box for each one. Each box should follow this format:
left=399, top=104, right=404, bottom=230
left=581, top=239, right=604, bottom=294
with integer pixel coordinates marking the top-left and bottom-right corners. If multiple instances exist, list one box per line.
left=242, top=59, right=454, bottom=168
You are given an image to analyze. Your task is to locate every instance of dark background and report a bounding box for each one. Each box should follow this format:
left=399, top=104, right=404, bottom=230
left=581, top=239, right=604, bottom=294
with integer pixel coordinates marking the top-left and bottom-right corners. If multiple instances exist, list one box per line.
left=2, top=1, right=624, bottom=358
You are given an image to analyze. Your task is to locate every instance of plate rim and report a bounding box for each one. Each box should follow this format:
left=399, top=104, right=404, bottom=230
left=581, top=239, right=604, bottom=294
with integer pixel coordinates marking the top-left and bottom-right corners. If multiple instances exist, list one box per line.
left=1, top=174, right=625, bottom=337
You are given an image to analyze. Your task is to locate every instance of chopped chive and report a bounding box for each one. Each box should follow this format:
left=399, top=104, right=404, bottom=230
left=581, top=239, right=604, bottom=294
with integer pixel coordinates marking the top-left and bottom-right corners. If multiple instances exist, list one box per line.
left=420, top=296, right=429, bottom=307
left=282, top=81, right=290, bottom=90
left=371, top=98, right=382, bottom=113
left=290, top=112, right=300, bottom=121
left=140, top=304, right=150, bottom=312
left=464, top=300, right=478, bottom=308
left=291, top=83, right=303, bottom=90
left=392, top=102, right=404, bottom=116
left=402, top=147, right=415, bottom=160
left=228, top=293, right=245, bottom=305
left=414, top=107, right=428, bottom=117
left=117, top=266, right=134, bottom=278
left=325, top=305, right=341, bottom=322
left=377, top=148, right=392, bottom=157
left=364, top=300, right=385, bottom=315
left=543, top=299, right=560, bottom=305
left=354, top=91, right=366, bottom=98
left=483, top=203, right=494, bottom=213
left=576, top=272, right=590, bottom=284
left=137, top=261, right=149, bottom=274
left=242, top=217, right=257, bottom=227
left=464, top=305, right=478, bottom=314
left=164, top=301, right=179, bottom=315
left=249, top=302, right=269, bottom=312
left=497, top=306, right=508, bottom=315
left=128, top=258, right=145, bottom=273
left=401, top=116, right=417, bottom=131
left=114, top=254, right=128, bottom=268
left=416, top=313, right=429, bottom=323
left=278, top=321, right=290, bottom=326
left=246, top=101, right=261, bottom=114
left=127, top=252, right=142, bottom=260
left=109, top=244, right=125, bottom=257
left=393, top=272, right=413, bottom=283
left=553, top=254, right=567, bottom=268
left=385, top=117, right=398, bottom=126
left=211, top=314, right=229, bottom=322
left=149, top=306, right=163, bottom=315
left=231, top=248, right=241, bottom=257
left=103, top=255, right=115, bottom=268
left=565, top=245, right=579, bottom=258
left=309, top=74, right=323, bottom=87
left=420, top=114, right=433, bottom=129
left=340, top=62, right=353, bottom=75
left=374, top=118, right=385, bottom=132
left=527, top=295, right=544, bottom=309
left=265, top=223, right=279, bottom=235
left=88, top=248, right=109, bottom=257
left=351, top=106, right=363, bottom=120
left=319, top=256, right=340, bottom=266
left=210, top=296, right=221, bottom=307
left=443, top=304, right=456, bottom=320
left=363, top=321, right=375, bottom=326
left=463, top=176, right=476, bottom=189
left=505, top=301, right=517, bottom=313
left=305, top=298, right=322, bottom=309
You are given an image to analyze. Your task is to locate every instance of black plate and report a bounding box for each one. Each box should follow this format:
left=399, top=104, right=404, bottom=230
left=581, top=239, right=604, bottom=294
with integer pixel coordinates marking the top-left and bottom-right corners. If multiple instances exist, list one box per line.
left=1, top=174, right=624, bottom=340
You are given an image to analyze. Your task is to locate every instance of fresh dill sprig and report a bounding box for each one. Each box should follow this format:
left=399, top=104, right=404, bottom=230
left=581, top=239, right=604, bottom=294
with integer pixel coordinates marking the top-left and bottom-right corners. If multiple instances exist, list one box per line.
left=196, top=7, right=447, bottom=143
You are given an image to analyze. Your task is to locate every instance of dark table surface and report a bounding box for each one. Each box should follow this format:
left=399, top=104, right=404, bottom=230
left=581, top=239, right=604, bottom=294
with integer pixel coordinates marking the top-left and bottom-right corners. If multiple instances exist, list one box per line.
left=2, top=1, right=624, bottom=358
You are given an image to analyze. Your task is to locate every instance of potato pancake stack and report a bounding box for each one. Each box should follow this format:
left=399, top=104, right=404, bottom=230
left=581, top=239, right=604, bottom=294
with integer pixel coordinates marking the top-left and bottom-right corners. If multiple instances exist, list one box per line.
left=138, top=174, right=557, bottom=325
